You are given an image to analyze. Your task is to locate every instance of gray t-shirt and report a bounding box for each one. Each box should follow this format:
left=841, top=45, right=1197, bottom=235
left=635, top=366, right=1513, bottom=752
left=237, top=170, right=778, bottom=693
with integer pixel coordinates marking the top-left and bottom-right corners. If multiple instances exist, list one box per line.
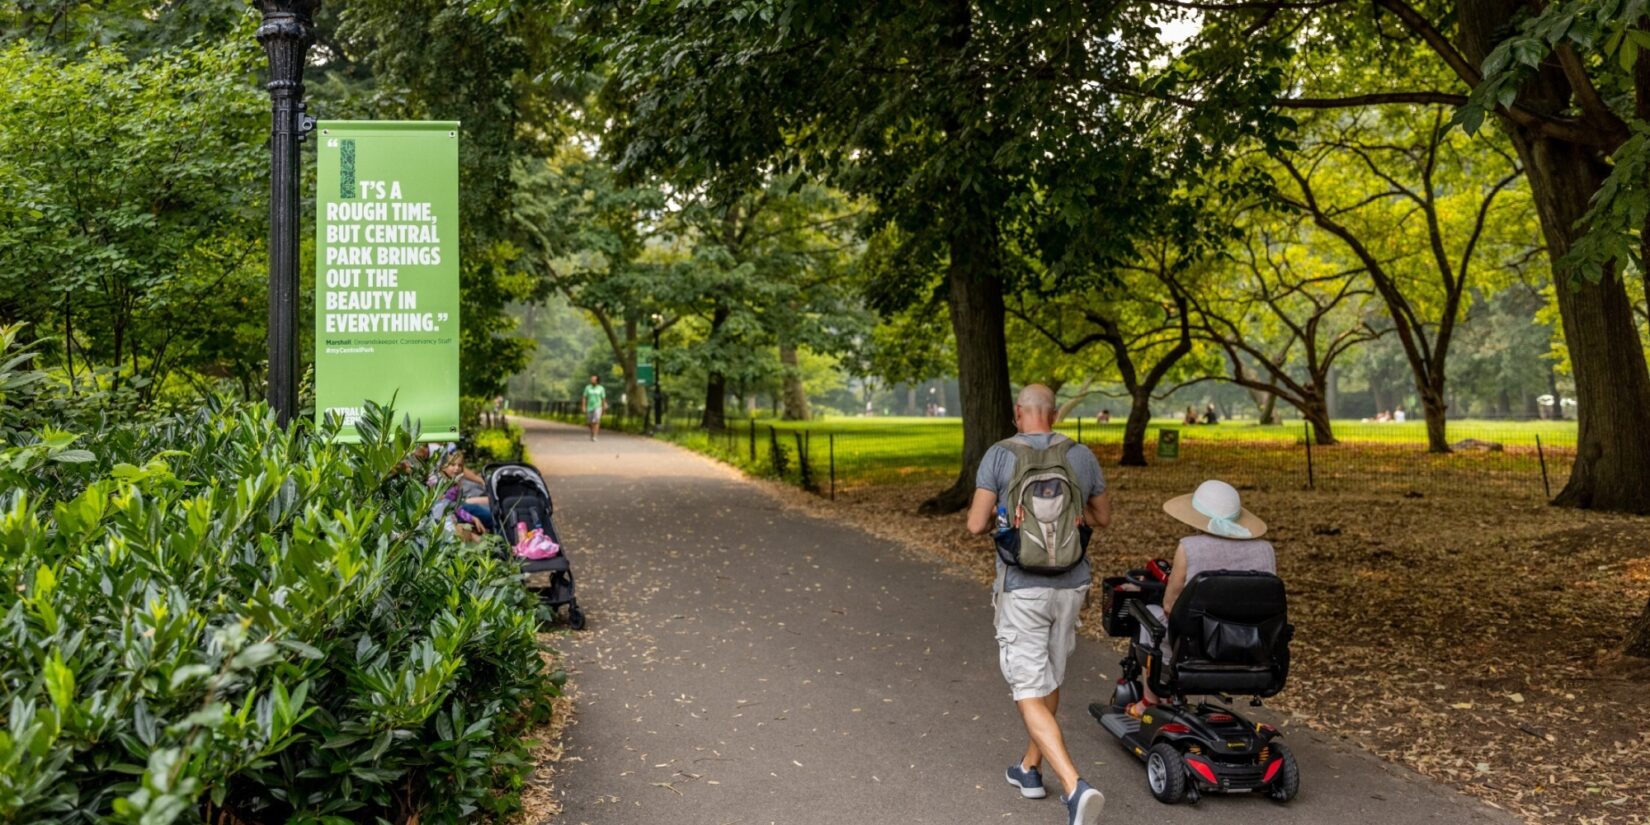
left=976, top=432, right=1105, bottom=591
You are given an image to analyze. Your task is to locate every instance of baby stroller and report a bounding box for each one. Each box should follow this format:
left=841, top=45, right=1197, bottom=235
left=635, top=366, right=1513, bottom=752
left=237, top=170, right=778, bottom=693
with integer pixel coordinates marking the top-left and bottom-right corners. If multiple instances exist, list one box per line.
left=484, top=462, right=585, bottom=629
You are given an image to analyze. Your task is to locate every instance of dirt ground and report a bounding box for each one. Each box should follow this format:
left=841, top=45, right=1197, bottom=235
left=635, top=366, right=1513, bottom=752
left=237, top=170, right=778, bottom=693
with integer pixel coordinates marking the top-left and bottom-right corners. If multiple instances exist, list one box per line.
left=760, top=470, right=1650, bottom=825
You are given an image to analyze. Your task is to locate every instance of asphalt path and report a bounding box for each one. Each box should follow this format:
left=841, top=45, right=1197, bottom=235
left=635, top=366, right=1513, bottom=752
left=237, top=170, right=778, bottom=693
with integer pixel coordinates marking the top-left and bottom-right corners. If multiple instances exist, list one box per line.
left=521, top=417, right=1517, bottom=825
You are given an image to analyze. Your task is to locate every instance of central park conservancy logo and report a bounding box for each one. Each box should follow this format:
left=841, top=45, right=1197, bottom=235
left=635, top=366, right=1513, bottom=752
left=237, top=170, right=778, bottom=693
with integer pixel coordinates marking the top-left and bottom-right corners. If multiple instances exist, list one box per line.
left=339, top=138, right=356, bottom=199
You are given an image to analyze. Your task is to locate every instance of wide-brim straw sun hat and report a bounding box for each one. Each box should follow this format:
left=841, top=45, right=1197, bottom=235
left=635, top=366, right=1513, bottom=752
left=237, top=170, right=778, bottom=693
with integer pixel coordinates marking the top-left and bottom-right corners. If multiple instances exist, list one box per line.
left=1162, top=479, right=1267, bottom=540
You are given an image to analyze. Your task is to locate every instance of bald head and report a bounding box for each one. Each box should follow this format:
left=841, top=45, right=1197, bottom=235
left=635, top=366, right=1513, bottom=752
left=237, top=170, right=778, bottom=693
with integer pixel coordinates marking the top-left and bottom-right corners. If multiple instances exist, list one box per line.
left=1014, top=384, right=1057, bottom=433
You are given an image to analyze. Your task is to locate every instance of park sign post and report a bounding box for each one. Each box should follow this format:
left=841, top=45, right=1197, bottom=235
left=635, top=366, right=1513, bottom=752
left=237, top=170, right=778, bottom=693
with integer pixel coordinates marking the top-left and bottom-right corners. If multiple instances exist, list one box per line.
left=314, top=121, right=460, bottom=442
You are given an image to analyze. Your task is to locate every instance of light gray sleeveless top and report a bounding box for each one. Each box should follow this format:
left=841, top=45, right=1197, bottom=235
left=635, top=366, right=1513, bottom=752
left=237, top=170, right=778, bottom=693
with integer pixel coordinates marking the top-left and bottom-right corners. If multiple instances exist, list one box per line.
left=1180, top=534, right=1276, bottom=580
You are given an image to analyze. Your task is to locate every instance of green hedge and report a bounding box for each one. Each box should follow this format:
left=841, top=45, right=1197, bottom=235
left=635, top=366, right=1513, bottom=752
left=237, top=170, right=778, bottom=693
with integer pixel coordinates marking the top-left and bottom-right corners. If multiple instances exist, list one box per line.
left=0, top=329, right=557, bottom=824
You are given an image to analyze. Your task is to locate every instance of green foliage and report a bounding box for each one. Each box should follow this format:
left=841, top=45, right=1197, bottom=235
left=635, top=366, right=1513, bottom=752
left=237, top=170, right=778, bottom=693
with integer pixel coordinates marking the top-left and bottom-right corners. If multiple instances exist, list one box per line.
left=0, top=334, right=555, bottom=824
left=1450, top=0, right=1650, bottom=284
left=0, top=36, right=267, bottom=399
left=311, top=0, right=571, bottom=398
left=471, top=425, right=527, bottom=464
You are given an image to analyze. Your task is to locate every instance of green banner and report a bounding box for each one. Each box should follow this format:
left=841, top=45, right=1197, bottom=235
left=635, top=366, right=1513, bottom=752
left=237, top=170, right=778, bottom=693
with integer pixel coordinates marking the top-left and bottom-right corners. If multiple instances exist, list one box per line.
left=636, top=345, right=655, bottom=385
left=1157, top=428, right=1181, bottom=460
left=314, top=121, right=460, bottom=442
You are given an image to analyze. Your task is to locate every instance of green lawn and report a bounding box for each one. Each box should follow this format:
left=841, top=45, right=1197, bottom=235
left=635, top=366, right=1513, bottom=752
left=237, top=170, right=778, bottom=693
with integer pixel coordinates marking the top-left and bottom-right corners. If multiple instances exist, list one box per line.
left=529, top=409, right=1574, bottom=495
left=746, top=415, right=1577, bottom=447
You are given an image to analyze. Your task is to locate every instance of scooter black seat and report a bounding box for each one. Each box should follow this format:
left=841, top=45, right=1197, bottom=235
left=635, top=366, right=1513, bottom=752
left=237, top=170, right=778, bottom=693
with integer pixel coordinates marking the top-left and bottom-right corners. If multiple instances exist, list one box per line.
left=1159, top=570, right=1291, bottom=698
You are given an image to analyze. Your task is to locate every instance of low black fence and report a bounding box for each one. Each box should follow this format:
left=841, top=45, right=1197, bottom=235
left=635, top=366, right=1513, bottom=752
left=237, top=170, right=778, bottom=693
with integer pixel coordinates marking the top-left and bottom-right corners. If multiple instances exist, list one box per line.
left=515, top=400, right=1578, bottom=501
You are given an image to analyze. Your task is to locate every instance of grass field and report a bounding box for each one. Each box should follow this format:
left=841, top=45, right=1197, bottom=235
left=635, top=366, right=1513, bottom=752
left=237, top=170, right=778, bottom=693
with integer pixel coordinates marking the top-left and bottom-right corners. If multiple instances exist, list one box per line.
left=523, top=408, right=1575, bottom=498
left=631, top=415, right=1579, bottom=498
left=755, top=414, right=1579, bottom=445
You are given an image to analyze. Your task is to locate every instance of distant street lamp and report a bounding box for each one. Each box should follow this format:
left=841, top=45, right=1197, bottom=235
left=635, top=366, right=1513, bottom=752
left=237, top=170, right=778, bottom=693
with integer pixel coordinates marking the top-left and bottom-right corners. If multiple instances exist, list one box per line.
left=255, top=0, right=320, bottom=426
left=650, top=313, right=665, bottom=430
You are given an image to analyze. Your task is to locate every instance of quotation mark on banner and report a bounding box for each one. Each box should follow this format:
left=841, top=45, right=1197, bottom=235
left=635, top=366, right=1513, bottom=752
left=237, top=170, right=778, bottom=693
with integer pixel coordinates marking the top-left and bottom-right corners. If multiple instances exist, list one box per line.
left=339, top=139, right=356, bottom=199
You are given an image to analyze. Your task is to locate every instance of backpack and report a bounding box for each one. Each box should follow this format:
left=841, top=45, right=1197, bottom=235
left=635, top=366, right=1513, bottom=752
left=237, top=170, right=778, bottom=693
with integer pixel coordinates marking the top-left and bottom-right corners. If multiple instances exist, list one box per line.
left=994, top=433, right=1089, bottom=574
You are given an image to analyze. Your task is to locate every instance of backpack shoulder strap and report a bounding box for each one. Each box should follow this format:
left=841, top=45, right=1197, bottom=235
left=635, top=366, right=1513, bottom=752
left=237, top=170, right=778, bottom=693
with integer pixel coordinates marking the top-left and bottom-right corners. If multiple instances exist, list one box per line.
left=1001, top=434, right=1077, bottom=484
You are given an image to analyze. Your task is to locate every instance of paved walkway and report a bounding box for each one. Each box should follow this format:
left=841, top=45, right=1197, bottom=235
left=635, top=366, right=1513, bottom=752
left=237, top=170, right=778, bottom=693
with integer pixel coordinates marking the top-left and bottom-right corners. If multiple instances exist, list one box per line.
left=521, top=418, right=1516, bottom=825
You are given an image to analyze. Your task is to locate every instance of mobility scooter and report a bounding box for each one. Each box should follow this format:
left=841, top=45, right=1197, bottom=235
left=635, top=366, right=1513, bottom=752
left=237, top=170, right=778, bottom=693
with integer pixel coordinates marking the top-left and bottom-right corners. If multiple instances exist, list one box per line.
left=1089, top=561, right=1299, bottom=804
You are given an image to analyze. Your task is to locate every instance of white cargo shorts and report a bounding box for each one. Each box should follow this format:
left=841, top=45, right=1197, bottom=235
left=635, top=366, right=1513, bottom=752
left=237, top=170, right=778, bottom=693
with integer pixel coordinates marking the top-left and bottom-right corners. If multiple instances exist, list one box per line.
left=993, top=585, right=1089, bottom=701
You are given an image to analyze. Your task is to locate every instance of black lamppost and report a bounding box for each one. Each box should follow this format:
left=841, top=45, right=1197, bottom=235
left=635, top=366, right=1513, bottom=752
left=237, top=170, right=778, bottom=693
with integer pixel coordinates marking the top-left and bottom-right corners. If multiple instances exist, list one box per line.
left=256, top=1, right=319, bottom=426
left=650, top=313, right=665, bottom=430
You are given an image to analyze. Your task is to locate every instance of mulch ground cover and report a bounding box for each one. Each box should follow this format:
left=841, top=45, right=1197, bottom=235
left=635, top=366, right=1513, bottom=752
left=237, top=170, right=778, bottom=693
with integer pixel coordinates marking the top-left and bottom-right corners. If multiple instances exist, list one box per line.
left=758, top=468, right=1650, bottom=825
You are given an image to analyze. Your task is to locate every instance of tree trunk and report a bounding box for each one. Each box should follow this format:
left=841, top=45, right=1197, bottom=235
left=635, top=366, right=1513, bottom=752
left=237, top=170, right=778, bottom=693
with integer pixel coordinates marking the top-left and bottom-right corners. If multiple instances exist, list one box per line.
left=620, top=320, right=645, bottom=418
left=1120, top=391, right=1152, bottom=466
left=1056, top=377, right=1095, bottom=422
left=1419, top=382, right=1449, bottom=453
left=1325, top=364, right=1340, bottom=419
left=63, top=291, right=76, bottom=390
left=1248, top=387, right=1279, bottom=425
left=780, top=343, right=809, bottom=420
left=906, top=385, right=917, bottom=414
left=1303, top=397, right=1336, bottom=446
left=920, top=223, right=1015, bottom=514
left=1459, top=0, right=1650, bottom=514
left=701, top=305, right=731, bottom=430
left=1627, top=598, right=1650, bottom=658
left=702, top=372, right=727, bottom=429
left=1547, top=364, right=1562, bottom=420
left=1513, top=138, right=1650, bottom=511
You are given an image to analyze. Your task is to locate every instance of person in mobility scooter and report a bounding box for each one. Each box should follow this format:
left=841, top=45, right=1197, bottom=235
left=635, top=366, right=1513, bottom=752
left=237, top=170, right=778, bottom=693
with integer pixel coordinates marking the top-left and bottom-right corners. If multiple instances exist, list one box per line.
left=1089, top=480, right=1299, bottom=804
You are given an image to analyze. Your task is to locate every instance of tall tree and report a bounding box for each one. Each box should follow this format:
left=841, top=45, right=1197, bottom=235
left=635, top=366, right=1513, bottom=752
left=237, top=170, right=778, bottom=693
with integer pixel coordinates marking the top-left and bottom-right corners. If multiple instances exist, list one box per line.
left=577, top=0, right=1281, bottom=511
left=1175, top=0, right=1650, bottom=510
left=514, top=148, right=670, bottom=416
left=1270, top=106, right=1525, bottom=451
left=1013, top=237, right=1209, bottom=465
left=664, top=177, right=864, bottom=428
left=1193, top=219, right=1387, bottom=444
left=0, top=40, right=265, bottom=399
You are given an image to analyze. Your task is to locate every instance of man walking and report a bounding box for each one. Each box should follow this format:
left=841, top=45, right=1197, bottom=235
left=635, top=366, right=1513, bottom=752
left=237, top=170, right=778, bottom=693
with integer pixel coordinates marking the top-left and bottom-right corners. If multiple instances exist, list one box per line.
left=967, top=384, right=1111, bottom=825
left=582, top=375, right=606, bottom=441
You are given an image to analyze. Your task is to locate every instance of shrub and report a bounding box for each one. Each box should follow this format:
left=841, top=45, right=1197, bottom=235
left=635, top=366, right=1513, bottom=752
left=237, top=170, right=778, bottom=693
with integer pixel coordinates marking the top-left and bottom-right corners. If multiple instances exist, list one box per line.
left=0, top=329, right=556, bottom=824
left=471, top=425, right=527, bottom=464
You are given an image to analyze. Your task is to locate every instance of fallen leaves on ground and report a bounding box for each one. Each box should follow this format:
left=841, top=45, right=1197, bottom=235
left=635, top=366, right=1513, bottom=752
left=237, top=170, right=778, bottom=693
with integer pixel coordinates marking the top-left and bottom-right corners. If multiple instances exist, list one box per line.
left=755, top=472, right=1650, bottom=825
left=510, top=635, right=578, bottom=825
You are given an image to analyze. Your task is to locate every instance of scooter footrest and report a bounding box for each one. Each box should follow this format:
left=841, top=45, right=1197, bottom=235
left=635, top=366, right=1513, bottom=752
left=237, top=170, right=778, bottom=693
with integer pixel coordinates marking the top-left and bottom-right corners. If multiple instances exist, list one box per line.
left=1099, top=713, right=1140, bottom=739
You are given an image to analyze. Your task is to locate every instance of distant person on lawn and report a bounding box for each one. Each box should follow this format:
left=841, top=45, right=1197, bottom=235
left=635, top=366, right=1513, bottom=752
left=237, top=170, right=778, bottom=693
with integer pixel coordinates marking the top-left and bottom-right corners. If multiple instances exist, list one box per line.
left=967, top=384, right=1111, bottom=825
left=582, top=375, right=606, bottom=441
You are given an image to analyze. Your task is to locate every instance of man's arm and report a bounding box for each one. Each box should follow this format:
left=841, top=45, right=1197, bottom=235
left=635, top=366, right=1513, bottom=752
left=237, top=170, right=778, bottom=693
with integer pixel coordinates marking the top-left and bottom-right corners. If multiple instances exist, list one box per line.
left=1083, top=490, right=1112, bottom=530
left=966, top=488, right=998, bottom=535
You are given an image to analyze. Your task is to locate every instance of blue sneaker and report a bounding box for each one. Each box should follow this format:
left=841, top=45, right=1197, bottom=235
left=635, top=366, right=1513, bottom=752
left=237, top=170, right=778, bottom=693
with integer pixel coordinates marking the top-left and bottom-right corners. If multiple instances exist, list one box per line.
left=1005, top=762, right=1047, bottom=799
left=1062, top=779, right=1105, bottom=825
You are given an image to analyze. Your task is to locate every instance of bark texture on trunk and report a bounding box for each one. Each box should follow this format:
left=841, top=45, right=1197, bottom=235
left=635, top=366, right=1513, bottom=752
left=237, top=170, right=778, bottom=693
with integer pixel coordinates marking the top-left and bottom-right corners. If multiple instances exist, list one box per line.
left=702, top=372, right=727, bottom=430
left=920, top=225, right=1015, bottom=514
left=1249, top=388, right=1279, bottom=425
left=1458, top=0, right=1650, bottom=513
left=1303, top=399, right=1336, bottom=446
left=1510, top=129, right=1650, bottom=511
left=779, top=343, right=810, bottom=420
left=1628, top=598, right=1650, bottom=658
left=701, top=305, right=731, bottom=430
left=1420, top=387, right=1449, bottom=453
left=1120, top=393, right=1152, bottom=466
